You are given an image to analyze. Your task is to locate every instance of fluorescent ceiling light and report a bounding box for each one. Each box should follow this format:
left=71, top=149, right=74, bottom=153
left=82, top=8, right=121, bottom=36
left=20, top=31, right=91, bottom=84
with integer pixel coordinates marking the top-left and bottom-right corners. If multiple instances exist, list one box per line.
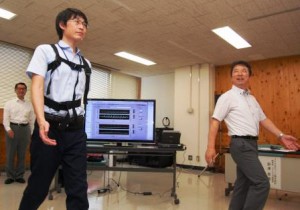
left=0, top=8, right=17, bottom=20
left=212, top=26, right=251, bottom=49
left=114, top=51, right=156, bottom=66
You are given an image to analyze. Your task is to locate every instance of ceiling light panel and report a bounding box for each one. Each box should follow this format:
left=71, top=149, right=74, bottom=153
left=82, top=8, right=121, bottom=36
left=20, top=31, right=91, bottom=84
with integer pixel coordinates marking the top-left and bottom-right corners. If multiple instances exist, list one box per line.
left=0, top=8, right=17, bottom=20
left=115, top=52, right=156, bottom=66
left=212, top=26, right=251, bottom=49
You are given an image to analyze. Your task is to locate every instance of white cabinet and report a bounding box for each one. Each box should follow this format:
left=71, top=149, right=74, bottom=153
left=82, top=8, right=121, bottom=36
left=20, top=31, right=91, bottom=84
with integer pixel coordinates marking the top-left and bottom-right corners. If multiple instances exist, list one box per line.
left=224, top=153, right=300, bottom=196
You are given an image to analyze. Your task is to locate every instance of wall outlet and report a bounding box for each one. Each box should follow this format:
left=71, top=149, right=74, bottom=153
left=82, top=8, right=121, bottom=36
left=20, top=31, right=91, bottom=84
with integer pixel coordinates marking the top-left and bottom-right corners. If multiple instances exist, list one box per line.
left=196, top=156, right=200, bottom=162
left=188, top=155, right=193, bottom=161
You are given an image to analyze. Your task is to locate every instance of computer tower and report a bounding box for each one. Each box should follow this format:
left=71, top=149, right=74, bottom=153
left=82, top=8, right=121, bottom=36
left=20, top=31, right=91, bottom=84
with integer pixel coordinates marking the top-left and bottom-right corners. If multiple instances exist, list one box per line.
left=127, top=127, right=174, bottom=168
left=155, top=127, right=174, bottom=143
left=128, top=152, right=173, bottom=168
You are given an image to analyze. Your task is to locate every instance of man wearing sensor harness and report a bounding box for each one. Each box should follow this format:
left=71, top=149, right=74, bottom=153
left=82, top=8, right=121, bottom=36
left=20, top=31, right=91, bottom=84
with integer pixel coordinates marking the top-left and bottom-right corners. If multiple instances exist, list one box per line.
left=18, top=8, right=91, bottom=210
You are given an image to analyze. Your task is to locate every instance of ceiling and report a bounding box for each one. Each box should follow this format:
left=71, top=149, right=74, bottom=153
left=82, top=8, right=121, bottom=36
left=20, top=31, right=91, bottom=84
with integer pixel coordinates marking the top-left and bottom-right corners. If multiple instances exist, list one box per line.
left=0, top=0, right=299, bottom=77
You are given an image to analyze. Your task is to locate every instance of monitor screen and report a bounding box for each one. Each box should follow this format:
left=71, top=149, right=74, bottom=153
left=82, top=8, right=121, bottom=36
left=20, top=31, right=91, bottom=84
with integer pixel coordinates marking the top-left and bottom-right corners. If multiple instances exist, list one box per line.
left=85, top=98, right=156, bottom=144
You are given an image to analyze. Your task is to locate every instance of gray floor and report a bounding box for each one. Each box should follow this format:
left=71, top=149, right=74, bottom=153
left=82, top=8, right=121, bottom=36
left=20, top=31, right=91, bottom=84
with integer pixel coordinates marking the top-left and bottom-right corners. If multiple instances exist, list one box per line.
left=0, top=167, right=299, bottom=210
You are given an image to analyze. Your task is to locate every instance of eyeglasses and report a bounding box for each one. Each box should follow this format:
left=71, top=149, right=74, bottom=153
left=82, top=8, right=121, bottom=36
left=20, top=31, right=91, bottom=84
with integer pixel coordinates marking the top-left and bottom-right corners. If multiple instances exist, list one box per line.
left=68, top=19, right=88, bottom=29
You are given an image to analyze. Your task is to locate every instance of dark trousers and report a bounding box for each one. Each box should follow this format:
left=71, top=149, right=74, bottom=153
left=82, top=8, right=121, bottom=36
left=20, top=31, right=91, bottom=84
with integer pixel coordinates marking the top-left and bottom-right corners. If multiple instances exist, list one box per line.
left=18, top=122, right=89, bottom=210
left=5, top=124, right=30, bottom=179
left=229, top=138, right=270, bottom=210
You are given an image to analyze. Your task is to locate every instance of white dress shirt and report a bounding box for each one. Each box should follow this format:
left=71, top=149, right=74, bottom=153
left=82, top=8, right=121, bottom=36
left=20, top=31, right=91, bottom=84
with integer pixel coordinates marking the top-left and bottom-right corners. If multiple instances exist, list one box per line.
left=3, top=97, right=35, bottom=133
left=212, top=85, right=266, bottom=136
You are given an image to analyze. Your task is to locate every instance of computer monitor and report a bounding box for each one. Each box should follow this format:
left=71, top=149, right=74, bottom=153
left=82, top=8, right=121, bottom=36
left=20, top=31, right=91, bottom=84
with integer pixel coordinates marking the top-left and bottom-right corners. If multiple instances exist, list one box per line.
left=85, top=98, right=156, bottom=145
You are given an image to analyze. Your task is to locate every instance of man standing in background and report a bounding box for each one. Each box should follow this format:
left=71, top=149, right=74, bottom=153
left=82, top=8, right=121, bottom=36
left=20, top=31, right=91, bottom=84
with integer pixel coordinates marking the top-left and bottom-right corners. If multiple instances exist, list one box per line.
left=3, top=82, right=35, bottom=184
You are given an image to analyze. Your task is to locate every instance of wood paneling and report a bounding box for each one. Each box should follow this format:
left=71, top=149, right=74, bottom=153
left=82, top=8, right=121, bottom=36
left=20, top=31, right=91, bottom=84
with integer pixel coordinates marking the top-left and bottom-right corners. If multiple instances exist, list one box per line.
left=215, top=55, right=300, bottom=150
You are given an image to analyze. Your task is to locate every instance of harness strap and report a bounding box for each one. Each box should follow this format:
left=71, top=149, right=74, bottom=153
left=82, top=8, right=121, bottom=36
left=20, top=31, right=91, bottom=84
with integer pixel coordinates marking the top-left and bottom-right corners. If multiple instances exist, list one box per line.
left=44, top=97, right=81, bottom=112
left=44, top=44, right=91, bottom=130
left=46, top=44, right=91, bottom=105
left=47, top=44, right=86, bottom=71
left=81, top=56, right=91, bottom=105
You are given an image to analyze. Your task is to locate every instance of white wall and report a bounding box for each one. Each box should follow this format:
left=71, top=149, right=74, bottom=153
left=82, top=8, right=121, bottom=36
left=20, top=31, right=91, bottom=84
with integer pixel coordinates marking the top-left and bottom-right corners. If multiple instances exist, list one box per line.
left=111, top=71, right=139, bottom=99
left=141, top=73, right=175, bottom=128
left=174, top=64, right=215, bottom=167
left=141, top=64, right=215, bottom=167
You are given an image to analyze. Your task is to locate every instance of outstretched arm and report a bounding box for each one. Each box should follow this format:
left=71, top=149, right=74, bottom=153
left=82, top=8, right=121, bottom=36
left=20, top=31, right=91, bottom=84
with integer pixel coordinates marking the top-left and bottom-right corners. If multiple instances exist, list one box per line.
left=260, top=118, right=299, bottom=150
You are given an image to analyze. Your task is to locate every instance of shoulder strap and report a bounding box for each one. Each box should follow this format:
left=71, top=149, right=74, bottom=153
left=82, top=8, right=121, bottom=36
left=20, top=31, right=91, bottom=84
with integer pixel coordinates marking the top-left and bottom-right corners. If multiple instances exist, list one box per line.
left=81, top=56, right=91, bottom=105
left=46, top=44, right=61, bottom=95
left=47, top=44, right=61, bottom=71
left=47, top=44, right=85, bottom=72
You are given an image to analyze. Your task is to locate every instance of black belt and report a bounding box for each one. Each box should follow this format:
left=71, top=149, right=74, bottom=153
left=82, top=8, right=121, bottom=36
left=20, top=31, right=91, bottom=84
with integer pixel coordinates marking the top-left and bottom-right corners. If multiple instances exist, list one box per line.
left=10, top=122, right=28, bottom=126
left=231, top=135, right=258, bottom=140
left=44, top=113, right=84, bottom=131
left=44, top=113, right=83, bottom=122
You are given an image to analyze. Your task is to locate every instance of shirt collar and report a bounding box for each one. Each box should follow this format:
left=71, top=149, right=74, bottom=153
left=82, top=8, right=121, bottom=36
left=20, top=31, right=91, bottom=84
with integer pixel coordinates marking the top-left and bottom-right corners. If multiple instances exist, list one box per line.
left=58, top=40, right=81, bottom=56
left=15, top=97, right=25, bottom=102
left=232, top=85, right=251, bottom=95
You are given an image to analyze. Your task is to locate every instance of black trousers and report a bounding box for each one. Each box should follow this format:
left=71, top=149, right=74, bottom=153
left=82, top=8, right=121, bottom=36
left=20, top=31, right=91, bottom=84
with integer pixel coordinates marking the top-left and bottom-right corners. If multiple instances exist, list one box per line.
left=18, top=122, right=89, bottom=210
left=229, top=138, right=270, bottom=210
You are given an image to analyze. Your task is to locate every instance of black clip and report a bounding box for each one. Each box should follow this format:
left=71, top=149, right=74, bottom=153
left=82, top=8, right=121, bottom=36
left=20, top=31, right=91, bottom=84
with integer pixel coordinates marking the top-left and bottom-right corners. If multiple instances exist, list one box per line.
left=58, top=122, right=69, bottom=131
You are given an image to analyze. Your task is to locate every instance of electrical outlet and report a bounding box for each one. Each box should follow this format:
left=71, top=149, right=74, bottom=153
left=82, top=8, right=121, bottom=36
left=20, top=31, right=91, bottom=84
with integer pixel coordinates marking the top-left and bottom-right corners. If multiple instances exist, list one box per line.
left=188, top=155, right=193, bottom=161
left=196, top=156, right=200, bottom=162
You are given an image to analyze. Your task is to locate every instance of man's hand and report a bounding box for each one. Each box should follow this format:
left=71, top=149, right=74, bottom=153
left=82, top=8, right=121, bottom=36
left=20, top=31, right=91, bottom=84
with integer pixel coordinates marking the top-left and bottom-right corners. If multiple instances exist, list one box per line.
left=205, top=148, right=217, bottom=166
left=39, top=121, right=57, bottom=146
left=280, top=134, right=300, bottom=151
left=7, top=130, right=14, bottom=138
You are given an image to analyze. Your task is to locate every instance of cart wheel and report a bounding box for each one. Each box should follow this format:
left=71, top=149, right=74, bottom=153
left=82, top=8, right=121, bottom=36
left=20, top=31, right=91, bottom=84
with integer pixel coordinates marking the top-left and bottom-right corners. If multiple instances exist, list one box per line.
left=174, top=199, right=180, bottom=205
left=48, top=194, right=53, bottom=200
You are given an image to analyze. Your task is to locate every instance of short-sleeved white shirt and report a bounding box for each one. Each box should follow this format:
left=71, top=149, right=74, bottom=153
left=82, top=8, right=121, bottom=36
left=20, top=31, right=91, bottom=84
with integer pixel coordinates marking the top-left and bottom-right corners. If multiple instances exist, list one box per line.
left=26, top=40, right=91, bottom=116
left=212, top=85, right=266, bottom=136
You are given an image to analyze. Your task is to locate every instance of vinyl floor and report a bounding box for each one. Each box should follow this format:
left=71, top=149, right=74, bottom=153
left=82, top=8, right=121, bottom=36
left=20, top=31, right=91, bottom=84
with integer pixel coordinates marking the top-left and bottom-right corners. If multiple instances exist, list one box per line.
left=0, top=167, right=299, bottom=210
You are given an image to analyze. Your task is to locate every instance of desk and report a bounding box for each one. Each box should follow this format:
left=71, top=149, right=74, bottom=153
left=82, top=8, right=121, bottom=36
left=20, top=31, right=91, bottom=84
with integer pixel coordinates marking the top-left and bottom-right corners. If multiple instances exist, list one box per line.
left=225, top=149, right=300, bottom=196
left=86, top=144, right=185, bottom=204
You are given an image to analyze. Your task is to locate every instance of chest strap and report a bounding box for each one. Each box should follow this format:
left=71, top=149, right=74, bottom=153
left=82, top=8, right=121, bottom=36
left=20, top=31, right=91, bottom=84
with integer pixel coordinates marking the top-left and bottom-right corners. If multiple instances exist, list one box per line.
left=47, top=44, right=91, bottom=105
left=44, top=97, right=81, bottom=112
left=44, top=97, right=82, bottom=130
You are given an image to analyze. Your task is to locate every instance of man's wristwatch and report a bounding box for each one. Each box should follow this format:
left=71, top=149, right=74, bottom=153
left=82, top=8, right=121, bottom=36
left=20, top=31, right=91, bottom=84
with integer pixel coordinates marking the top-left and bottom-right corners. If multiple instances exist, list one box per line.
left=278, top=133, right=284, bottom=140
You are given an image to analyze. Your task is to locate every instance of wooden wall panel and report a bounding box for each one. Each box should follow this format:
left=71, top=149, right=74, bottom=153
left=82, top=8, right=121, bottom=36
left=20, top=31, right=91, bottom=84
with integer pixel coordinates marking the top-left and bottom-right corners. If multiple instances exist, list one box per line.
left=215, top=55, right=300, bottom=151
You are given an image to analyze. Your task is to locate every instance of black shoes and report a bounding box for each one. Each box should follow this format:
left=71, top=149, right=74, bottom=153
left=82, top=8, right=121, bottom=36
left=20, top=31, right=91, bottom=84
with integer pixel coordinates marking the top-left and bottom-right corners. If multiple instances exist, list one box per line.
left=15, top=178, right=26, bottom=183
left=4, top=178, right=14, bottom=184
left=4, top=178, right=26, bottom=184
